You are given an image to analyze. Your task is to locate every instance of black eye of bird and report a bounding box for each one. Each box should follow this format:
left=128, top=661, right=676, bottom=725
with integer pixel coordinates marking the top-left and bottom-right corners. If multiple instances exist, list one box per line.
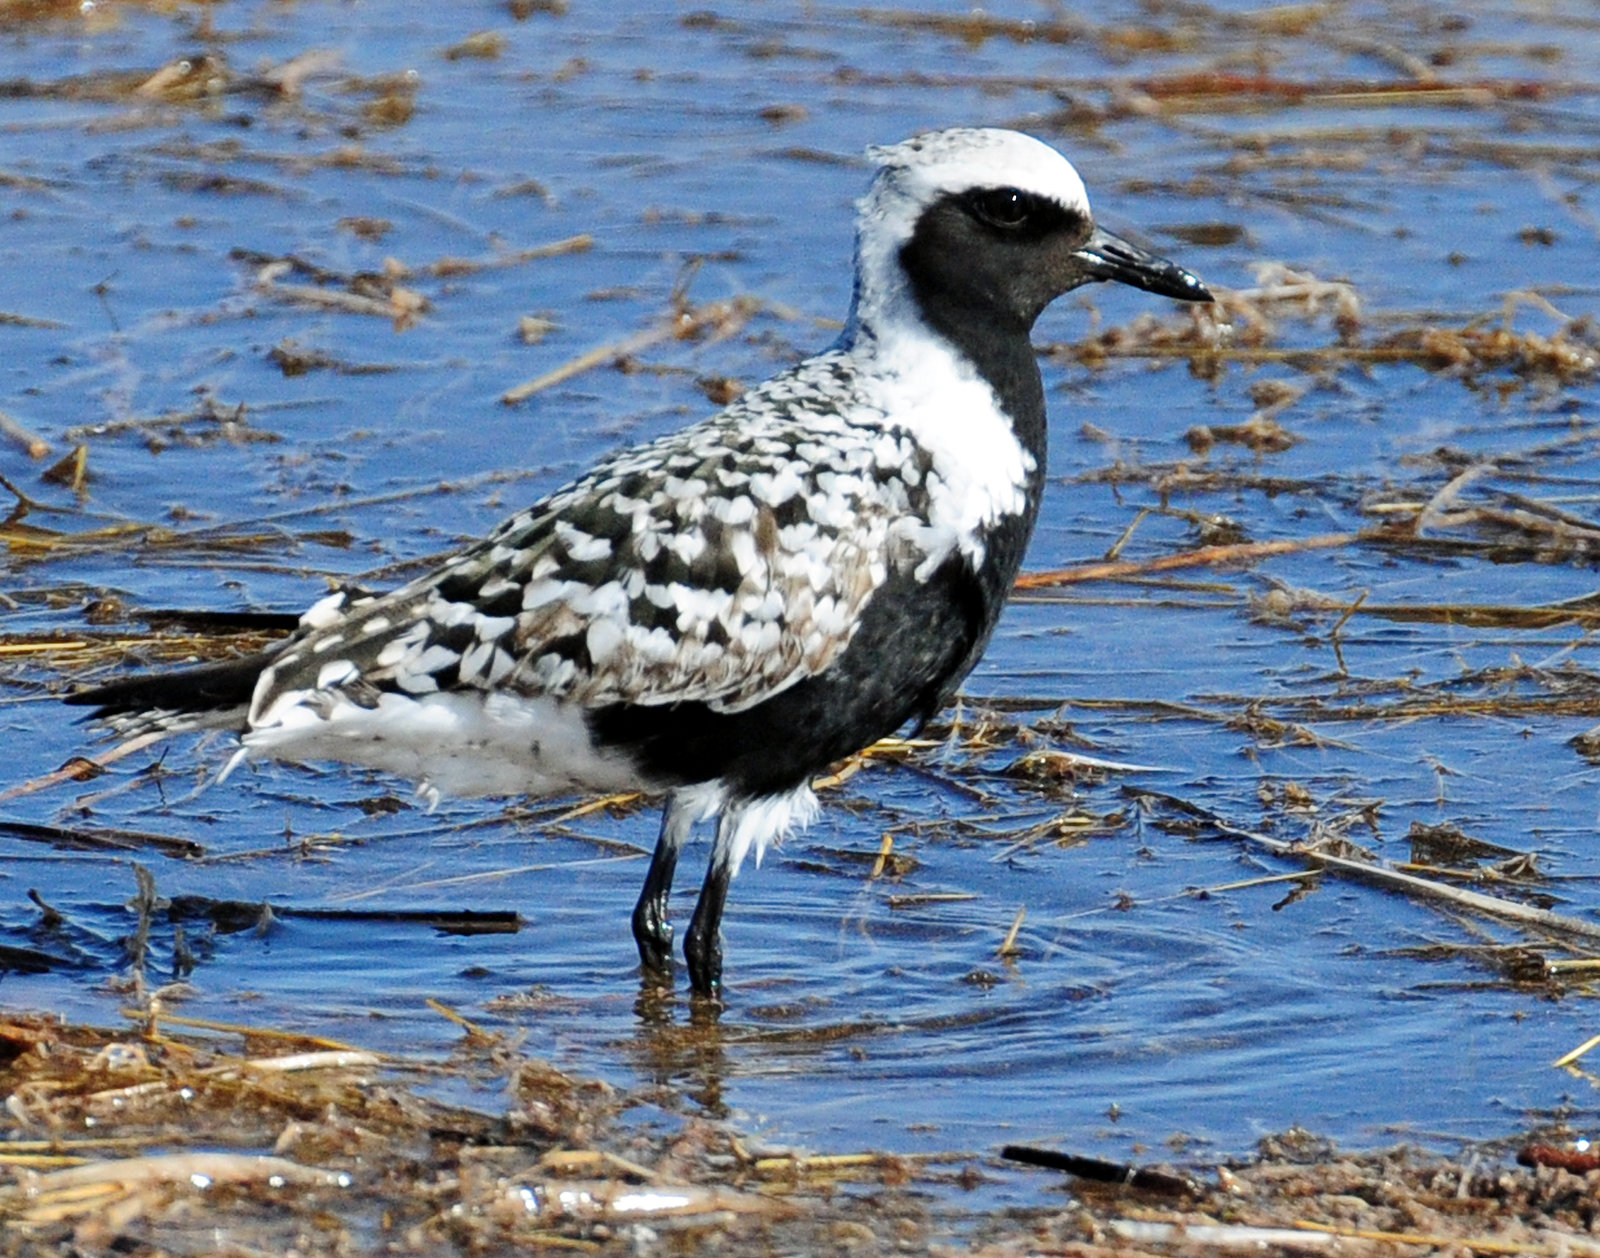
left=965, top=187, right=1037, bottom=231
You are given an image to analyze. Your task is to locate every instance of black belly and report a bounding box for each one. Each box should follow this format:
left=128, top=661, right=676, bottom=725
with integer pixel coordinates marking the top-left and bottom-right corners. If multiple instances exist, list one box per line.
left=588, top=552, right=996, bottom=799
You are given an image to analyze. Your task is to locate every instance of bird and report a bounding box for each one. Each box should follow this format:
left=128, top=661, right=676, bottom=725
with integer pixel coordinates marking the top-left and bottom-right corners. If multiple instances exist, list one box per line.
left=67, top=127, right=1212, bottom=997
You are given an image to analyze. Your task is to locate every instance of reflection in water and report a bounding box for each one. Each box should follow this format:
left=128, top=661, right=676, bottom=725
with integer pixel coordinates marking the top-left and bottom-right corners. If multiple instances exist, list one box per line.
left=630, top=977, right=730, bottom=1120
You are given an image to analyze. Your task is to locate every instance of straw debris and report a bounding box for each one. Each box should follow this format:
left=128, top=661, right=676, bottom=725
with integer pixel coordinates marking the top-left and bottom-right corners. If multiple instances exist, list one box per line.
left=0, top=1011, right=961, bottom=1254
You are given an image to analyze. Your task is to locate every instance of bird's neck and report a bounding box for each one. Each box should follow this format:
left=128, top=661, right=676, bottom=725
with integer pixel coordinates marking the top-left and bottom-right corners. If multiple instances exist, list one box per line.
left=840, top=273, right=1048, bottom=479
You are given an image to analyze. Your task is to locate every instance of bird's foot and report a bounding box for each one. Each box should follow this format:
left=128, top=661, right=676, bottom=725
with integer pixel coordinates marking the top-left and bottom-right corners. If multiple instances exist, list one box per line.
left=683, top=922, right=723, bottom=999
left=632, top=900, right=675, bottom=975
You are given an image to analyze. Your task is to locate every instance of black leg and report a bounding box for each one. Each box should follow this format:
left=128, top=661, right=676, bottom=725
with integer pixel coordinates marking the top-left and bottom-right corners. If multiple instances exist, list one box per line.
left=631, top=842, right=678, bottom=973
left=684, top=854, right=730, bottom=997
left=632, top=798, right=690, bottom=974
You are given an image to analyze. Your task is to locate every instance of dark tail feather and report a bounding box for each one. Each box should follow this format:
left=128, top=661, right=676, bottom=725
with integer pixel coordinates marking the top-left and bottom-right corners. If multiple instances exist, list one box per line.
left=65, top=653, right=270, bottom=724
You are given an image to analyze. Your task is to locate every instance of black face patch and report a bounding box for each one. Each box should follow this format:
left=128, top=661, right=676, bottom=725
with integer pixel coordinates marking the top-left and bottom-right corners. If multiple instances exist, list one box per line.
left=960, top=186, right=1083, bottom=243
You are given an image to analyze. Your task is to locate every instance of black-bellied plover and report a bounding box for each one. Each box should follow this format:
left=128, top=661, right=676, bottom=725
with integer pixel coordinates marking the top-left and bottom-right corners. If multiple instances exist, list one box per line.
left=70, top=128, right=1212, bottom=995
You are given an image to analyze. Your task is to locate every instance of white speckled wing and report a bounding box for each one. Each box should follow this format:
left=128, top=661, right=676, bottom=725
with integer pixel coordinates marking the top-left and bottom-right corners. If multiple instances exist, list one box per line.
left=246, top=351, right=957, bottom=730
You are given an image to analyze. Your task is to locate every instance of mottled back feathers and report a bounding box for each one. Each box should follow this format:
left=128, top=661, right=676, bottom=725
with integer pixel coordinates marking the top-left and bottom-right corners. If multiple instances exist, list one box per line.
left=248, top=347, right=986, bottom=733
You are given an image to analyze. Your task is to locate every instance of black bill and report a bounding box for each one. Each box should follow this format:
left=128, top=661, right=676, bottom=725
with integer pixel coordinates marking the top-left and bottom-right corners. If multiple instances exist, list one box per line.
left=1075, top=225, right=1212, bottom=303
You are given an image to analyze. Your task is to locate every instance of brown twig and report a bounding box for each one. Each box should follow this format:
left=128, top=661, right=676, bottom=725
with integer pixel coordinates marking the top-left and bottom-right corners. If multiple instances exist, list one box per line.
left=391, top=234, right=593, bottom=278
left=1014, top=532, right=1360, bottom=589
left=0, top=734, right=167, bottom=804
left=501, top=297, right=760, bottom=405
left=1134, top=789, right=1600, bottom=944
left=0, top=408, right=51, bottom=459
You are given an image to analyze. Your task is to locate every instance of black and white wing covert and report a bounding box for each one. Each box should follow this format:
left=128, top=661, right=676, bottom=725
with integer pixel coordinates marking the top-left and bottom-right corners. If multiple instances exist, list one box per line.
left=248, top=359, right=938, bottom=731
